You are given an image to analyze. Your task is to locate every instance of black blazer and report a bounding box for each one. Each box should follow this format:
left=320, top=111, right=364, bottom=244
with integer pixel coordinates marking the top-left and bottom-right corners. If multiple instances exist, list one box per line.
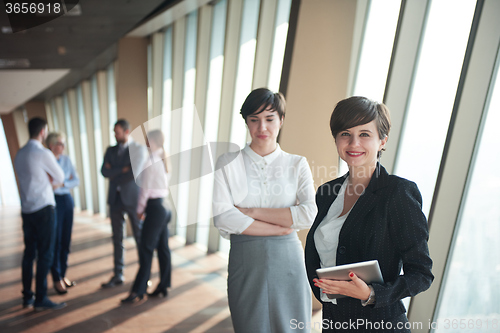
left=101, top=144, right=139, bottom=207
left=305, top=164, right=433, bottom=321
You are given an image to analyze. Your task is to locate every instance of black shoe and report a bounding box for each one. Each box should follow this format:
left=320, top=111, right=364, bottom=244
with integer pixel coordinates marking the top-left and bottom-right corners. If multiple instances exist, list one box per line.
left=101, top=276, right=124, bottom=289
left=54, top=280, right=68, bottom=295
left=121, top=293, right=144, bottom=303
left=34, top=299, right=66, bottom=312
left=23, top=297, right=34, bottom=309
left=147, top=288, right=168, bottom=297
left=63, top=277, right=77, bottom=288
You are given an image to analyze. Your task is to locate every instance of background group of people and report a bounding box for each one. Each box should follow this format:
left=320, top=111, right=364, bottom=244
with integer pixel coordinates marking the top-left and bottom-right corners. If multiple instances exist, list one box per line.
left=14, top=117, right=172, bottom=311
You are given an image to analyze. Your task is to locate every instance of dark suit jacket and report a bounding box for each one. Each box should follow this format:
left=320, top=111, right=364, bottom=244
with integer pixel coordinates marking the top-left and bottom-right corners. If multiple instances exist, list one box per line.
left=101, top=144, right=139, bottom=207
left=305, top=164, right=433, bottom=321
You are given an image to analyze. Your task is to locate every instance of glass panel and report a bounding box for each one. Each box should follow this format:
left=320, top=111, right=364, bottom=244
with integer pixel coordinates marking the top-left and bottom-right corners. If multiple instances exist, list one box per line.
left=50, top=100, right=59, bottom=131
left=63, top=93, right=81, bottom=209
left=91, top=75, right=107, bottom=215
left=433, top=51, right=500, bottom=332
left=267, top=0, right=292, bottom=92
left=0, top=118, right=20, bottom=206
left=196, top=0, right=228, bottom=249
left=175, top=10, right=198, bottom=239
left=353, top=0, right=401, bottom=101
left=107, top=63, right=117, bottom=146
left=394, top=0, right=477, bottom=216
left=340, top=0, right=402, bottom=177
left=162, top=26, right=173, bottom=153
left=76, top=85, right=94, bottom=213
left=147, top=42, right=153, bottom=120
left=229, top=0, right=261, bottom=148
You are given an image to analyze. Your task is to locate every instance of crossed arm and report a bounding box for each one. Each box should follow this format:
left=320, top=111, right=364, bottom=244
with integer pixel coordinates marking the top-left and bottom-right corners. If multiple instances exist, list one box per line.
left=236, top=207, right=294, bottom=236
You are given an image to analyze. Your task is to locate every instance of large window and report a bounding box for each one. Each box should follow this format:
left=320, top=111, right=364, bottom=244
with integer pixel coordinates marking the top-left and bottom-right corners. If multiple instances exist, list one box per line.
left=394, top=0, right=477, bottom=215
left=175, top=10, right=198, bottom=239
left=229, top=0, right=261, bottom=148
left=91, top=75, right=107, bottom=215
left=63, top=93, right=82, bottom=209
left=196, top=0, right=228, bottom=248
left=433, top=51, right=500, bottom=333
left=107, top=64, right=117, bottom=145
left=340, top=0, right=402, bottom=176
left=352, top=0, right=401, bottom=101
left=0, top=118, right=20, bottom=206
left=76, top=85, right=94, bottom=213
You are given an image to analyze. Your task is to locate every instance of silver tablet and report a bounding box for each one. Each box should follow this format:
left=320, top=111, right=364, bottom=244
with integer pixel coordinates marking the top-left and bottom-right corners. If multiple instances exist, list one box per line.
left=316, top=260, right=384, bottom=299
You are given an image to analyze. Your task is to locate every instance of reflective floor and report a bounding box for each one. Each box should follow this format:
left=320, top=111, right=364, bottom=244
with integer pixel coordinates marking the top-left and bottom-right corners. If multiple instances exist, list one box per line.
left=0, top=207, right=233, bottom=333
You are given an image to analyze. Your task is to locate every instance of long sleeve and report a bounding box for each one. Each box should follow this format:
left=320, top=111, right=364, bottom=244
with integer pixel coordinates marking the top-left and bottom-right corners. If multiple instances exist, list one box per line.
left=136, top=149, right=170, bottom=215
left=136, top=187, right=150, bottom=215
left=372, top=180, right=434, bottom=308
left=44, top=150, right=64, bottom=184
left=63, top=156, right=80, bottom=189
left=212, top=153, right=255, bottom=238
left=289, top=157, right=317, bottom=230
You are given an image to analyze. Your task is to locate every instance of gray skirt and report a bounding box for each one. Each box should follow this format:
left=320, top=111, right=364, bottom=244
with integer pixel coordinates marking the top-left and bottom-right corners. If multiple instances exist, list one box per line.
left=228, top=232, right=311, bottom=333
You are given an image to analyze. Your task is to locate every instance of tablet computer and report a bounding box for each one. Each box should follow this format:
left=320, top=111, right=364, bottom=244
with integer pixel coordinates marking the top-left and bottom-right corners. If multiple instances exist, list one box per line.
left=316, top=260, right=384, bottom=299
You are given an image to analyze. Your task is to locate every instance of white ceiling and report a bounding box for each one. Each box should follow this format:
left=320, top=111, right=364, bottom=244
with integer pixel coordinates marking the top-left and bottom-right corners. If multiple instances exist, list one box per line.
left=0, top=0, right=173, bottom=115
left=0, top=69, right=69, bottom=114
left=0, top=69, right=70, bottom=114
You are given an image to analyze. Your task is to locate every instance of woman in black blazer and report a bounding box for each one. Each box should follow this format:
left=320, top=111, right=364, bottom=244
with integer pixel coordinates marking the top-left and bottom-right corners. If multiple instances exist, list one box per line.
left=305, top=96, right=433, bottom=332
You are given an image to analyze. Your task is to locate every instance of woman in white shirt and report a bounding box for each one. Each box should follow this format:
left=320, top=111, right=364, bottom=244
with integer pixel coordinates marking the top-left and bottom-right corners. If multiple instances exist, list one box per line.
left=213, top=88, right=317, bottom=332
left=122, top=129, right=172, bottom=303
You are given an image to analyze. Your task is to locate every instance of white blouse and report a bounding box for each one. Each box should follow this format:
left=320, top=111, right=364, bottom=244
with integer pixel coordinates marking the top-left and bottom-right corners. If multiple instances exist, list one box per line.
left=136, top=148, right=170, bottom=215
left=314, top=176, right=351, bottom=303
left=212, top=144, right=317, bottom=239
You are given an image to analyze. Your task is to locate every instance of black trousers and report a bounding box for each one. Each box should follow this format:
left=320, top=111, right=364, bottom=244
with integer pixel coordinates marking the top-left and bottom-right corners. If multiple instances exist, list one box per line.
left=21, top=205, right=56, bottom=304
left=51, top=194, right=74, bottom=281
left=322, top=302, right=411, bottom=333
left=131, top=198, right=171, bottom=295
left=109, top=191, right=142, bottom=279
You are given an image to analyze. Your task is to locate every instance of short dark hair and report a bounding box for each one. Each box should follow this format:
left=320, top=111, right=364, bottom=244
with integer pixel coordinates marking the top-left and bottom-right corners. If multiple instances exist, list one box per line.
left=240, top=88, right=286, bottom=121
left=115, top=119, right=130, bottom=131
left=28, top=117, right=47, bottom=138
left=330, top=96, right=391, bottom=140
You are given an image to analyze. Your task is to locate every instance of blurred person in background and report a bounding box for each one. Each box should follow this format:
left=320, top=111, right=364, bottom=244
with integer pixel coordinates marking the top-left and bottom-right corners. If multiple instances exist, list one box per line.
left=14, top=117, right=66, bottom=311
left=121, top=129, right=172, bottom=303
left=46, top=132, right=80, bottom=295
left=100, top=119, right=142, bottom=288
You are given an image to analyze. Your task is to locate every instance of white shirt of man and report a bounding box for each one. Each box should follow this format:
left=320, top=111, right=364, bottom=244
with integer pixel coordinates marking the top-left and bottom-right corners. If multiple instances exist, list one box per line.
left=15, top=139, right=64, bottom=213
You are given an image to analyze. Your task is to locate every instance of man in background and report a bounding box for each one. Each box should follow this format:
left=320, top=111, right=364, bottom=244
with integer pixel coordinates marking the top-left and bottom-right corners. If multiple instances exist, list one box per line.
left=101, top=119, right=142, bottom=288
left=14, top=117, right=66, bottom=311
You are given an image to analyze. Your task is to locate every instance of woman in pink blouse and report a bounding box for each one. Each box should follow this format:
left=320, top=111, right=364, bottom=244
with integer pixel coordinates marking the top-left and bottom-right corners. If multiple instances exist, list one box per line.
left=121, top=129, right=172, bottom=303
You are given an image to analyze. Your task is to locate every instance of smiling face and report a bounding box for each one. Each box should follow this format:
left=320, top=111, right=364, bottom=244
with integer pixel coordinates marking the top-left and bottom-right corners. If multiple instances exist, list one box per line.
left=247, top=105, right=283, bottom=148
left=335, top=120, right=387, bottom=169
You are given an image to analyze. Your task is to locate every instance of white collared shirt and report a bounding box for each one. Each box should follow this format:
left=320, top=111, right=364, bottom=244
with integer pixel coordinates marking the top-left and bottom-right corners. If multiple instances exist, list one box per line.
left=212, top=143, right=317, bottom=239
left=136, top=148, right=170, bottom=215
left=14, top=139, right=65, bottom=213
left=314, top=176, right=351, bottom=303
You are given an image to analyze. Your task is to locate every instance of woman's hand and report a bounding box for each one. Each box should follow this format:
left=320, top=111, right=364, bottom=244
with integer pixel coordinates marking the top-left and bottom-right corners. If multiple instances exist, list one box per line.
left=241, top=220, right=294, bottom=236
left=235, top=206, right=293, bottom=228
left=313, top=272, right=371, bottom=301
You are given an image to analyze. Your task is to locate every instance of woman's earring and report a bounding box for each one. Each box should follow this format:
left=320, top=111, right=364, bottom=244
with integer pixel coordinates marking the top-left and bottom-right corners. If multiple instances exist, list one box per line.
left=376, top=151, right=381, bottom=177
